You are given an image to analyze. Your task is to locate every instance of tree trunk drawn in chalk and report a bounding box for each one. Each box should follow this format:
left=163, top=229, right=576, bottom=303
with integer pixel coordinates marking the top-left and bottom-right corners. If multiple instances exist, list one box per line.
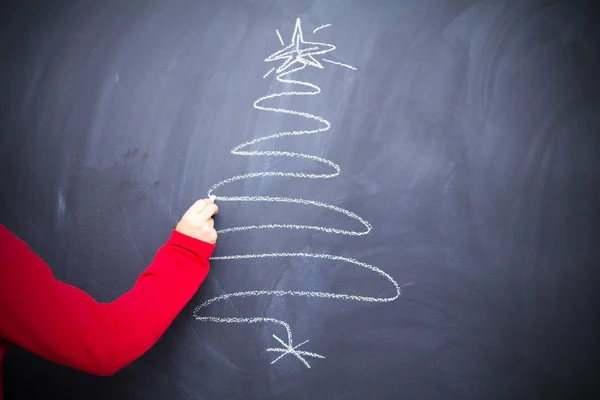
left=194, top=18, right=401, bottom=368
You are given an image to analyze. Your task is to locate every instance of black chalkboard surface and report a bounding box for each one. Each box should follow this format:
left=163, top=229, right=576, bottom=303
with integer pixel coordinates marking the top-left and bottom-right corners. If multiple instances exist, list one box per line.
left=1, top=1, right=598, bottom=399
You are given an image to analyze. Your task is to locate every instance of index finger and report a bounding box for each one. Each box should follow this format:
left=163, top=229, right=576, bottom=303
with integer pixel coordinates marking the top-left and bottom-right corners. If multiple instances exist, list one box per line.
left=199, top=203, right=218, bottom=221
left=185, top=198, right=211, bottom=216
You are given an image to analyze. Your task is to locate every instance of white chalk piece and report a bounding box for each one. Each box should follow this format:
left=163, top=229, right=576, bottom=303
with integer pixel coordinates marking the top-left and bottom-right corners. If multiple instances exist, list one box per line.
left=209, top=195, right=216, bottom=201
left=195, top=18, right=398, bottom=369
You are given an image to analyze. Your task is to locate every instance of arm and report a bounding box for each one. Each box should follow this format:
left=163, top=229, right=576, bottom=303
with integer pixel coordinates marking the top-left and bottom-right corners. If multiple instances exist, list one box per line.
left=0, top=198, right=219, bottom=376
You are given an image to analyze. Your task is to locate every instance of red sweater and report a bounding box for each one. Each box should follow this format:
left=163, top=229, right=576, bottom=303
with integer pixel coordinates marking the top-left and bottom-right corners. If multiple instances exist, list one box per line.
left=0, top=224, right=214, bottom=399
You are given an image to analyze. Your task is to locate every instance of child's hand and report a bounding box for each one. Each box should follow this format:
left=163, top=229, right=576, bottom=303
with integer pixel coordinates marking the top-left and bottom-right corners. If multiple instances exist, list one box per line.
left=176, top=198, right=218, bottom=244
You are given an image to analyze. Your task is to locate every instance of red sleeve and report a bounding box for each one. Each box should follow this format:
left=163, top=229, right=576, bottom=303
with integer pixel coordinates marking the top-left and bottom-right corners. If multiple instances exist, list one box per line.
left=0, top=223, right=214, bottom=376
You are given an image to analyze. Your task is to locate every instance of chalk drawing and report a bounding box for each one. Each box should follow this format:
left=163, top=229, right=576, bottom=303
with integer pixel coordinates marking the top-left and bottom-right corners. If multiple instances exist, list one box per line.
left=194, top=18, right=399, bottom=369
left=275, top=29, right=284, bottom=46
left=263, top=67, right=275, bottom=79
left=313, top=24, right=332, bottom=33
left=322, top=58, right=358, bottom=71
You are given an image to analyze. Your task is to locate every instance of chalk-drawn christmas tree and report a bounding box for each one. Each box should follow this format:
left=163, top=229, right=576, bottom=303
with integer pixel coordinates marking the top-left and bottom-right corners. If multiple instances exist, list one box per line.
left=194, top=18, right=400, bottom=368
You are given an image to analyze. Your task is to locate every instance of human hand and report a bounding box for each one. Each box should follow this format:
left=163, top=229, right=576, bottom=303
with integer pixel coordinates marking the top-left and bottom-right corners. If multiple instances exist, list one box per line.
left=176, top=198, right=218, bottom=244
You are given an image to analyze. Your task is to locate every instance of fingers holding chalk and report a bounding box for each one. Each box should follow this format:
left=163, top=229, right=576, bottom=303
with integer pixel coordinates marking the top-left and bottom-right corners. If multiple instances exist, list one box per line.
left=199, top=201, right=218, bottom=221
left=185, top=198, right=210, bottom=215
left=176, top=196, right=219, bottom=244
left=184, top=196, right=216, bottom=217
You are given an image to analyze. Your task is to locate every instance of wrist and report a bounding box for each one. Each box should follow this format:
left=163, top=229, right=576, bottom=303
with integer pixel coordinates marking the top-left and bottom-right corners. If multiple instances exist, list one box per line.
left=168, top=230, right=216, bottom=258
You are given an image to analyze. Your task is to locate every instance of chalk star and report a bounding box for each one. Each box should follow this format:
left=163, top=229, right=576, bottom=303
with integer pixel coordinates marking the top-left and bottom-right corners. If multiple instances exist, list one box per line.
left=265, top=18, right=335, bottom=74
left=266, top=334, right=325, bottom=368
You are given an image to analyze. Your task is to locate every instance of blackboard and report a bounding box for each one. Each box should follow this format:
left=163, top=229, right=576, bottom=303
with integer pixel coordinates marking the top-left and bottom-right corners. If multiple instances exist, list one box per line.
left=1, top=1, right=599, bottom=399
